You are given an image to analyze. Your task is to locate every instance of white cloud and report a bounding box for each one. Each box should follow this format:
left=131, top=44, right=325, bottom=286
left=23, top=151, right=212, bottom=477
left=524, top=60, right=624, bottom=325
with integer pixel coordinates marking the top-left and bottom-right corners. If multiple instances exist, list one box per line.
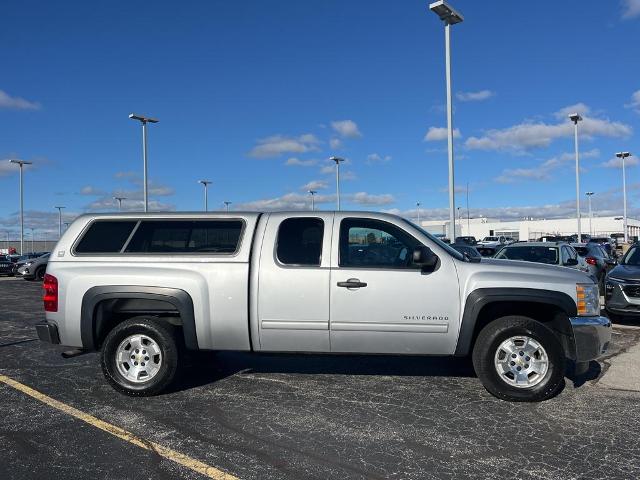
left=466, top=106, right=632, bottom=152
left=248, top=134, right=321, bottom=158
left=622, top=0, right=640, bottom=19
left=80, top=185, right=105, bottom=196
left=329, top=138, right=343, bottom=150
left=331, top=120, right=362, bottom=138
left=366, top=153, right=392, bottom=164
left=350, top=192, right=395, bottom=205
left=625, top=90, right=640, bottom=113
left=302, top=180, right=328, bottom=191
left=553, top=103, right=591, bottom=119
left=320, top=165, right=335, bottom=175
left=494, top=149, right=600, bottom=184
left=0, top=90, right=41, bottom=110
left=233, top=190, right=393, bottom=211
left=456, top=90, right=494, bottom=102
left=285, top=157, right=317, bottom=167
left=424, top=127, right=462, bottom=142
left=602, top=155, right=639, bottom=169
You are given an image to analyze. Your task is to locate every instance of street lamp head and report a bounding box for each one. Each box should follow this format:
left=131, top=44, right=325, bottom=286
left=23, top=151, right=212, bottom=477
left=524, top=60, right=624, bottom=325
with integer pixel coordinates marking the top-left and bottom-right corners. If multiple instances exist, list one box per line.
left=585, top=192, right=594, bottom=196
left=568, top=113, right=583, bottom=123
left=198, top=180, right=212, bottom=186
left=616, top=152, right=631, bottom=159
left=9, top=159, right=33, bottom=166
left=429, top=0, right=464, bottom=24
left=329, top=156, right=345, bottom=164
left=129, top=113, right=159, bottom=124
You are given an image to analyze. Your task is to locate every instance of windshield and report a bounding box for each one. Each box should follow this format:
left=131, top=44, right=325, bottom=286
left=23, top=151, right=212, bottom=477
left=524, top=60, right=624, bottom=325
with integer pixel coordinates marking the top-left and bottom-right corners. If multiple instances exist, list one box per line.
left=402, top=220, right=465, bottom=261
left=483, top=237, right=498, bottom=241
left=495, top=246, right=559, bottom=265
left=622, top=246, right=640, bottom=265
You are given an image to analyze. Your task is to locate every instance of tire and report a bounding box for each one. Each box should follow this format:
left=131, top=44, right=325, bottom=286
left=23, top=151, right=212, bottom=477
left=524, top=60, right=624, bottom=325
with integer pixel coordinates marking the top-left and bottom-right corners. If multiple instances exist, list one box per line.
left=472, top=316, right=565, bottom=402
left=35, top=266, right=46, bottom=281
left=101, top=317, right=181, bottom=396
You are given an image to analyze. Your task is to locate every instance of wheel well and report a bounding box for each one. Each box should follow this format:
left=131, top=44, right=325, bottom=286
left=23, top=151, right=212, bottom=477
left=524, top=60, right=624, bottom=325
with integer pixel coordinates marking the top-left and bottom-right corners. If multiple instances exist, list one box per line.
left=93, top=298, right=183, bottom=349
left=469, top=301, right=574, bottom=358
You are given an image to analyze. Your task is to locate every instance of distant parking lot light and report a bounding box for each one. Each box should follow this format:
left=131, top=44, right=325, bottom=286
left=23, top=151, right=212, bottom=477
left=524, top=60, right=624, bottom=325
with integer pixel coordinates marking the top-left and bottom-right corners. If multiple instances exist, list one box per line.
left=54, top=206, right=65, bottom=239
left=585, top=192, right=595, bottom=236
left=224, top=201, right=232, bottom=212
left=198, top=180, right=212, bottom=212
left=128, top=114, right=159, bottom=213
left=429, top=0, right=463, bottom=240
left=616, top=152, right=632, bottom=243
left=308, top=190, right=317, bottom=211
left=9, top=159, right=33, bottom=255
left=330, top=157, right=345, bottom=210
left=113, top=196, right=126, bottom=212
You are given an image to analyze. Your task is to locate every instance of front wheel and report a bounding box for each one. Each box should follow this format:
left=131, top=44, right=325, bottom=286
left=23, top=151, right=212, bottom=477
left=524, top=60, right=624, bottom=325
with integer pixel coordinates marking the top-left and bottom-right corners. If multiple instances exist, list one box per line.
left=101, top=317, right=181, bottom=396
left=472, top=316, right=565, bottom=402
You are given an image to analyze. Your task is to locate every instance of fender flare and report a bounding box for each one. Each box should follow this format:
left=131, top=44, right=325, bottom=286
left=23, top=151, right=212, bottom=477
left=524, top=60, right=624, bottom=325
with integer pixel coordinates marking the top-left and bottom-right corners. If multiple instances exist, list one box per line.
left=454, top=287, right=577, bottom=356
left=80, top=286, right=198, bottom=350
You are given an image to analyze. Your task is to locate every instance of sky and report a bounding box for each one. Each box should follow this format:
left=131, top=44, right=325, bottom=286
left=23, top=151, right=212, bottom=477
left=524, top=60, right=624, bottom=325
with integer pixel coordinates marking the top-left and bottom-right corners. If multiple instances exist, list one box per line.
left=1, top=0, right=639, bottom=238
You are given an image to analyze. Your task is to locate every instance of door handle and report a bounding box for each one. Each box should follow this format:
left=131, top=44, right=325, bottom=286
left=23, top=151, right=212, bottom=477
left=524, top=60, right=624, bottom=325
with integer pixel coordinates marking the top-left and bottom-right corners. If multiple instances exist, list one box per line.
left=337, top=278, right=367, bottom=288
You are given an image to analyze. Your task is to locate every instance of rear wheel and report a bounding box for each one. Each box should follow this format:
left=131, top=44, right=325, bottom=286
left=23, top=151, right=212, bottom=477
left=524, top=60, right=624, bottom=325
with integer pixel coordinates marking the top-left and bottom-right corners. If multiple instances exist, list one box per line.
left=472, top=316, right=565, bottom=402
left=101, top=317, right=180, bottom=396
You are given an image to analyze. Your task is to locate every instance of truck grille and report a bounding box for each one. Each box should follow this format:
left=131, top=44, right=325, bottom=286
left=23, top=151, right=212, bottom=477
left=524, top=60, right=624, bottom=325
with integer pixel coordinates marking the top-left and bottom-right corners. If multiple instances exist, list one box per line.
left=623, top=285, right=640, bottom=298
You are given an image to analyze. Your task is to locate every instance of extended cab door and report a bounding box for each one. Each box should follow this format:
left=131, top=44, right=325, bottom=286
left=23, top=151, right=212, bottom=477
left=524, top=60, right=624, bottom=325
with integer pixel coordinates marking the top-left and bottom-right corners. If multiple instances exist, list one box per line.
left=329, top=214, right=460, bottom=354
left=256, top=212, right=334, bottom=352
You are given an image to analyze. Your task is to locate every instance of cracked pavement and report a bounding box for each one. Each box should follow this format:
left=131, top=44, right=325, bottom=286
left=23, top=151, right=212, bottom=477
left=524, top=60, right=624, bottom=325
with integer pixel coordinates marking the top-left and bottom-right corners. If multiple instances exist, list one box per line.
left=1, top=277, right=639, bottom=479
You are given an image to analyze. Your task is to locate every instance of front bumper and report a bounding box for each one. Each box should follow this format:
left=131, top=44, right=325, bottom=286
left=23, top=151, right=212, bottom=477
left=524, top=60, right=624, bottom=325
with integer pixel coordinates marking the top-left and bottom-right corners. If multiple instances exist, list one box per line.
left=569, top=316, right=611, bottom=362
left=36, top=322, right=60, bottom=344
left=605, top=279, right=640, bottom=316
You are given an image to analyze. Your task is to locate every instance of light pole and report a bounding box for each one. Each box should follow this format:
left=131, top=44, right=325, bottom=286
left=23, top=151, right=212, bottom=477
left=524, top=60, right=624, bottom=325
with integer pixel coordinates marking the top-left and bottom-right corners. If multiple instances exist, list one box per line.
left=585, top=192, right=594, bottom=236
left=113, top=196, right=126, bottom=211
left=308, top=190, right=317, bottom=211
left=569, top=113, right=583, bottom=242
left=224, top=201, right=232, bottom=212
left=330, top=156, right=345, bottom=210
left=54, top=206, right=65, bottom=239
left=457, top=206, right=462, bottom=235
left=198, top=180, right=212, bottom=212
left=416, top=202, right=421, bottom=225
left=617, top=152, right=632, bottom=243
left=9, top=159, right=33, bottom=255
left=466, top=182, right=470, bottom=233
left=129, top=113, right=159, bottom=212
left=29, top=228, right=35, bottom=253
left=430, top=0, right=463, bottom=241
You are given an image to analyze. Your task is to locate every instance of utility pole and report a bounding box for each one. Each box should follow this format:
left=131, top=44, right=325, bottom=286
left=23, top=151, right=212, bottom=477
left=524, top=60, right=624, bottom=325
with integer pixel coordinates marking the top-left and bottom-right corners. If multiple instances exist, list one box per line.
left=9, top=159, right=33, bottom=255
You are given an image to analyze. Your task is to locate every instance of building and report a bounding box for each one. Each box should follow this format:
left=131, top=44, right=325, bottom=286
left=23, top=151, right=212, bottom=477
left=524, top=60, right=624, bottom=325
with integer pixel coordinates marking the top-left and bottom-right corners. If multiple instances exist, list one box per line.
left=419, top=215, right=640, bottom=242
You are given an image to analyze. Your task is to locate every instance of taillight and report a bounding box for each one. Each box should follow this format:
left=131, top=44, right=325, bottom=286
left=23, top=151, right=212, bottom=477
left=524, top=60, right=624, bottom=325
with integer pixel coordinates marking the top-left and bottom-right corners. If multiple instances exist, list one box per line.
left=586, top=257, right=597, bottom=266
left=43, top=274, right=58, bottom=312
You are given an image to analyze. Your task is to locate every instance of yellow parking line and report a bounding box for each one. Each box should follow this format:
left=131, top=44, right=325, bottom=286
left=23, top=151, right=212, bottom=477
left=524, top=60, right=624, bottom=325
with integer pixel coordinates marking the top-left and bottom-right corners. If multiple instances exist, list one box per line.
left=0, top=374, right=239, bottom=480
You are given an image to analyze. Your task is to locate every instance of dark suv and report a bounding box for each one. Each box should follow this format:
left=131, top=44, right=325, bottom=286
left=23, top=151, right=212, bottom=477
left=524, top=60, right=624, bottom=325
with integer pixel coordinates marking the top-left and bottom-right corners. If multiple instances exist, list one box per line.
left=605, top=243, right=640, bottom=321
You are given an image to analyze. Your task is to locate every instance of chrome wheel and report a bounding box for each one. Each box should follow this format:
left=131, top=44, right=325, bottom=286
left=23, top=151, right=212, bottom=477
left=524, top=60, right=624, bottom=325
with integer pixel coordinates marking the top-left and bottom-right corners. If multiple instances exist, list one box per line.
left=493, top=336, right=549, bottom=389
left=115, top=334, right=162, bottom=383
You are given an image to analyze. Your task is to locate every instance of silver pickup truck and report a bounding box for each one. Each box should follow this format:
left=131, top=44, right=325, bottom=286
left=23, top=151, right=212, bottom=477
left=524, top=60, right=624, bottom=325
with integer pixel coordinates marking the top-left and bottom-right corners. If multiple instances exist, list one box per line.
left=36, top=211, right=611, bottom=402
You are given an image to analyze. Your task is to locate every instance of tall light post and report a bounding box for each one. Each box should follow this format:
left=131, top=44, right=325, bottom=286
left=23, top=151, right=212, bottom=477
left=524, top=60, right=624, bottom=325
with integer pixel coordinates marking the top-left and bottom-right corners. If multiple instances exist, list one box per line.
left=569, top=113, right=583, bottom=242
left=54, top=206, right=65, bottom=239
left=585, top=192, right=594, bottom=236
left=330, top=156, right=345, bottom=210
left=457, top=206, right=462, bottom=235
left=617, top=152, right=632, bottom=243
left=29, top=227, right=35, bottom=253
left=430, top=0, right=463, bottom=241
left=129, top=113, right=159, bottom=212
left=113, top=196, right=126, bottom=211
left=198, top=180, right=212, bottom=212
left=416, top=202, right=421, bottom=225
left=308, top=190, right=317, bottom=211
left=9, top=159, right=33, bottom=255
left=224, top=201, right=232, bottom=212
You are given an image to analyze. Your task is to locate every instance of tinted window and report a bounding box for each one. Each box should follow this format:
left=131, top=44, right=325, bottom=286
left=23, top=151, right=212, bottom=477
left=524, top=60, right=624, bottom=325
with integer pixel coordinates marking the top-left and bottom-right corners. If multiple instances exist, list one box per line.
left=340, top=218, right=421, bottom=269
left=125, top=220, right=243, bottom=254
left=75, top=221, right=137, bottom=253
left=276, top=218, right=324, bottom=266
left=496, top=246, right=559, bottom=264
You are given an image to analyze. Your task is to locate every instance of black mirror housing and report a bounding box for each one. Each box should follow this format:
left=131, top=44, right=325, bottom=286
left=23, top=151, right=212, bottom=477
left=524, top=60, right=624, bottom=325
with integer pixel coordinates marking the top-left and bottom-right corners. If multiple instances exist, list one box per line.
left=413, top=246, right=438, bottom=269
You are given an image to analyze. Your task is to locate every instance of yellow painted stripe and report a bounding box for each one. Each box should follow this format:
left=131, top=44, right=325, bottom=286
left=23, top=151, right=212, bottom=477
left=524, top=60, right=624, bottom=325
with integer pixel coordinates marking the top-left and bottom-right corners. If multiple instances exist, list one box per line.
left=0, top=374, right=238, bottom=480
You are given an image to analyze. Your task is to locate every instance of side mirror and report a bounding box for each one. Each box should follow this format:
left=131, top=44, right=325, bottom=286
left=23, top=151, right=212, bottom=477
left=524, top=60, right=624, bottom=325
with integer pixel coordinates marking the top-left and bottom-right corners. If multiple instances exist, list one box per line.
left=413, top=246, right=438, bottom=269
left=564, top=258, right=579, bottom=266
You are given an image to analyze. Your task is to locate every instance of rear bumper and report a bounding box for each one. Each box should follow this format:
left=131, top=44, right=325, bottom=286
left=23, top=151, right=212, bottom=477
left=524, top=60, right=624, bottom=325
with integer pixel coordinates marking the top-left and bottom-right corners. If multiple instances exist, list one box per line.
left=569, top=316, right=611, bottom=362
left=36, top=322, right=60, bottom=344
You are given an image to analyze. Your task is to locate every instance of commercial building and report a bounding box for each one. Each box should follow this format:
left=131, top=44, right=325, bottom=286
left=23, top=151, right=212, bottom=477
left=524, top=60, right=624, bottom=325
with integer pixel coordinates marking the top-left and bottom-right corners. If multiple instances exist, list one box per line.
left=419, top=215, right=640, bottom=242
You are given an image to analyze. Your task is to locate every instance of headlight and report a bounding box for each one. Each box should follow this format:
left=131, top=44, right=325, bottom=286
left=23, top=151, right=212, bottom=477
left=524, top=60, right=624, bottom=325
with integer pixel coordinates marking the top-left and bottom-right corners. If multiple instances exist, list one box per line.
left=24, top=261, right=33, bottom=266
left=576, top=283, right=599, bottom=316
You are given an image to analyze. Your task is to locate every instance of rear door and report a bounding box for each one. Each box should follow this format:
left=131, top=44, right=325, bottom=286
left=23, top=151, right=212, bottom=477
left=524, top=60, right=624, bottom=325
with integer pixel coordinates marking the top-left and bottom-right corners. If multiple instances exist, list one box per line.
left=257, top=212, right=333, bottom=352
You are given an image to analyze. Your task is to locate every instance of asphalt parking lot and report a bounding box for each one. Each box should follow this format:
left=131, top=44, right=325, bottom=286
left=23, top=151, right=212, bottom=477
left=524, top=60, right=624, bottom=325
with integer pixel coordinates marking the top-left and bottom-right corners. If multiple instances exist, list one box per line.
left=1, top=277, right=640, bottom=480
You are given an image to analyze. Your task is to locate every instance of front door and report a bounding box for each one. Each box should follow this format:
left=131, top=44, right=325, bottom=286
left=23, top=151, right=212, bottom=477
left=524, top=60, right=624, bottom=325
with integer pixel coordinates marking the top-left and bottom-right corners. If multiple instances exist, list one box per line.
left=329, top=215, right=460, bottom=354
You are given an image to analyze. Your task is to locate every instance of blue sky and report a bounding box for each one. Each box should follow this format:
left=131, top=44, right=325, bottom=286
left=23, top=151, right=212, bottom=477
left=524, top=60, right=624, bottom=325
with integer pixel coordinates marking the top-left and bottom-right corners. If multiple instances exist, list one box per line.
left=1, top=0, right=639, bottom=236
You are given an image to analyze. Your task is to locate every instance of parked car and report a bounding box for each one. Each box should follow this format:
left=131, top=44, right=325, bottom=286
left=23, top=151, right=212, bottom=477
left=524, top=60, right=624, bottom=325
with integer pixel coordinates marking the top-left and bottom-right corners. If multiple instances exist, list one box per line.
left=476, top=236, right=506, bottom=256
left=454, top=236, right=477, bottom=246
left=11, top=252, right=49, bottom=275
left=493, top=242, right=591, bottom=275
left=36, top=211, right=610, bottom=402
left=605, top=243, right=640, bottom=321
left=450, top=243, right=481, bottom=259
left=589, top=237, right=616, bottom=258
left=16, top=252, right=50, bottom=280
left=0, top=254, right=14, bottom=276
left=571, top=243, right=616, bottom=292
